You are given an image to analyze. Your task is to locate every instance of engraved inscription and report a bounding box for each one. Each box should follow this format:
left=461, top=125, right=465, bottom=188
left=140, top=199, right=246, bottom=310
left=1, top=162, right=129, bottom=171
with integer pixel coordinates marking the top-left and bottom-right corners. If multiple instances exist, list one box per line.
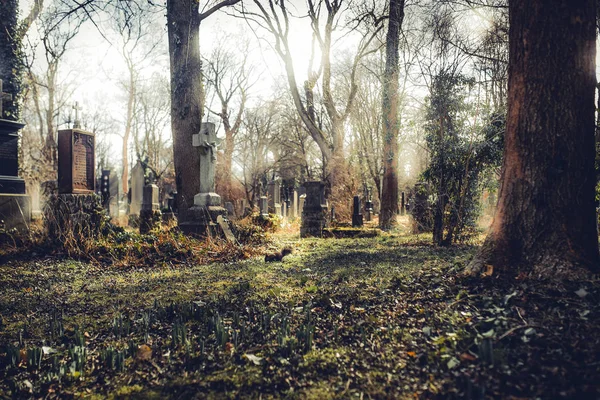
left=72, top=132, right=94, bottom=191
left=0, top=137, right=17, bottom=160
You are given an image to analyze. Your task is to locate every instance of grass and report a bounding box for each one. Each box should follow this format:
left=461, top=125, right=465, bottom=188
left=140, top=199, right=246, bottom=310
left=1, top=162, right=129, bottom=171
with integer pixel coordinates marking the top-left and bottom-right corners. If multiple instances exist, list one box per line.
left=0, top=225, right=599, bottom=399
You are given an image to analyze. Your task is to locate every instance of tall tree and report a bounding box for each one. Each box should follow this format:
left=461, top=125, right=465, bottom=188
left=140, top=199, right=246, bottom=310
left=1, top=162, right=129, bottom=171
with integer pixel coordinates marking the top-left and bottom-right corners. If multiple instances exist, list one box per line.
left=466, top=0, right=600, bottom=277
left=166, top=0, right=240, bottom=216
left=0, top=0, right=43, bottom=120
left=379, top=0, right=405, bottom=230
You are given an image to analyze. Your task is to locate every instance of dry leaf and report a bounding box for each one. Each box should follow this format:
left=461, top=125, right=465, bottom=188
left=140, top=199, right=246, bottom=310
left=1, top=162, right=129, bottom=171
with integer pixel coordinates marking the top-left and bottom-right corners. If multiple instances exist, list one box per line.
left=136, top=344, right=152, bottom=361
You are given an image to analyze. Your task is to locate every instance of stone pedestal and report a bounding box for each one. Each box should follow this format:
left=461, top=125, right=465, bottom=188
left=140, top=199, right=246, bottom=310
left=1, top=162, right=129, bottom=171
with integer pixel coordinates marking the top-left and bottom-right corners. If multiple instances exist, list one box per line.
left=260, top=196, right=268, bottom=216
left=45, top=194, right=105, bottom=240
left=0, top=119, right=30, bottom=231
left=300, top=181, right=328, bottom=238
left=178, top=205, right=227, bottom=237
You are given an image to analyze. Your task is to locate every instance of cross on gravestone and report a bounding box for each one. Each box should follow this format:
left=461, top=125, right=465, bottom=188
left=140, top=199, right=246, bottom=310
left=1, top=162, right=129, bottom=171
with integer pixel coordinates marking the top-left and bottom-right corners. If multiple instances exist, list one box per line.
left=192, top=122, right=221, bottom=206
left=0, top=80, right=13, bottom=119
left=72, top=102, right=82, bottom=129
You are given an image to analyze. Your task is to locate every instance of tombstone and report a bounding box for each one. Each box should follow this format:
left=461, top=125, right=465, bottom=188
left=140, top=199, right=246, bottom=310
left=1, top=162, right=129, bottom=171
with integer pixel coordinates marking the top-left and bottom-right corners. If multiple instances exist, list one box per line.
left=129, top=160, right=144, bottom=216
left=298, top=193, right=306, bottom=219
left=139, top=184, right=160, bottom=234
left=108, top=171, right=120, bottom=218
left=292, top=189, right=299, bottom=218
left=224, top=201, right=235, bottom=219
left=365, top=187, right=374, bottom=222
left=100, top=170, right=110, bottom=209
left=217, top=215, right=236, bottom=243
left=300, top=181, right=328, bottom=238
left=267, top=180, right=282, bottom=215
left=282, top=202, right=287, bottom=219
left=0, top=80, right=30, bottom=230
left=48, top=126, right=102, bottom=239
left=260, top=196, right=268, bottom=216
left=58, top=129, right=95, bottom=194
left=352, top=196, right=364, bottom=227
left=179, top=122, right=229, bottom=237
left=401, top=191, right=406, bottom=216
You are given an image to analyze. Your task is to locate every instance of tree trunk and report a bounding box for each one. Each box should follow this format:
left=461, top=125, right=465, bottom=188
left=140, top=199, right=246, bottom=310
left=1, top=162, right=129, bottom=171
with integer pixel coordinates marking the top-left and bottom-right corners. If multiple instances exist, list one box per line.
left=166, top=0, right=202, bottom=214
left=466, top=0, right=600, bottom=277
left=122, top=68, right=135, bottom=196
left=0, top=0, right=20, bottom=121
left=379, top=0, right=405, bottom=230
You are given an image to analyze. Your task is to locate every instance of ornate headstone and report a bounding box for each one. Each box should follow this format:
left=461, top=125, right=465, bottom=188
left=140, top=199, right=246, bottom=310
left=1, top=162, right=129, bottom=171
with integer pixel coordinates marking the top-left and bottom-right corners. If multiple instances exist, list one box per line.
left=58, top=129, right=95, bottom=194
left=0, top=81, right=30, bottom=230
left=300, top=181, right=328, bottom=238
left=352, top=196, right=364, bottom=227
left=192, top=122, right=220, bottom=207
left=179, top=122, right=230, bottom=237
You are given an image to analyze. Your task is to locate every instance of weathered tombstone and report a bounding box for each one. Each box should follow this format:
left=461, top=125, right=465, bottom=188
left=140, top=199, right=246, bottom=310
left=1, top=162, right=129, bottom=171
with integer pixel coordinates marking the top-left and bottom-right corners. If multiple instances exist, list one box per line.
left=108, top=171, right=119, bottom=218
left=300, top=181, right=328, bottom=238
left=58, top=129, right=95, bottom=194
left=139, top=184, right=160, bottom=234
left=352, top=196, right=364, bottom=227
left=298, top=193, right=306, bottom=219
left=292, top=189, right=299, bottom=218
left=217, top=215, right=236, bottom=243
left=179, top=122, right=229, bottom=237
left=224, top=201, right=235, bottom=219
left=0, top=80, right=30, bottom=230
left=282, top=202, right=287, bottom=219
left=129, top=160, right=144, bottom=215
left=260, top=196, right=268, bottom=216
left=365, top=187, right=374, bottom=222
left=267, top=180, right=282, bottom=215
left=48, top=126, right=102, bottom=239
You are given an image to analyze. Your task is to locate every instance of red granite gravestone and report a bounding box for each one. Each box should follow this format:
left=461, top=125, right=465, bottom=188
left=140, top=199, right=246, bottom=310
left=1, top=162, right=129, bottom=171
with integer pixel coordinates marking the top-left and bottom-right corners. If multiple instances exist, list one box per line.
left=58, top=129, right=95, bottom=194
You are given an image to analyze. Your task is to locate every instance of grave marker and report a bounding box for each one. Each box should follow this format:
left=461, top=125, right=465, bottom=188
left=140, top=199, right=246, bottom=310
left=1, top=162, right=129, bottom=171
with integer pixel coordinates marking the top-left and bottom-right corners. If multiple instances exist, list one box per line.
left=58, top=129, right=95, bottom=194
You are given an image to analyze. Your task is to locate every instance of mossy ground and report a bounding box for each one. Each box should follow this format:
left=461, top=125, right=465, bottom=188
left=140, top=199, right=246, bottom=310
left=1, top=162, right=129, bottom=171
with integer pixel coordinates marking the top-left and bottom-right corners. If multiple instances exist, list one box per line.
left=0, top=220, right=599, bottom=399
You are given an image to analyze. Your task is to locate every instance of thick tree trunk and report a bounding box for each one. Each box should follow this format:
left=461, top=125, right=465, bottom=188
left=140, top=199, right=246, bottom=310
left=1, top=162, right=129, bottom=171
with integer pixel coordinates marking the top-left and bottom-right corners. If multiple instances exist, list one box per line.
left=379, top=0, right=405, bottom=230
left=122, top=69, right=135, bottom=196
left=0, top=0, right=20, bottom=121
left=166, top=0, right=202, bottom=214
left=466, top=0, right=600, bottom=277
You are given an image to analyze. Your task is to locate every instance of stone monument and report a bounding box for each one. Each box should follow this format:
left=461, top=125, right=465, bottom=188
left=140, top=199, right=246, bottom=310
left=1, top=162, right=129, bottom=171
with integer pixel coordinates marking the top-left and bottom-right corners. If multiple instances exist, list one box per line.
left=179, top=122, right=229, bottom=237
left=300, top=181, right=328, bottom=238
left=259, top=196, right=268, bottom=216
left=0, top=80, right=31, bottom=230
left=48, top=125, right=103, bottom=239
left=365, top=187, right=374, bottom=222
left=267, top=180, right=282, bottom=215
left=139, top=183, right=160, bottom=234
left=352, top=196, right=364, bottom=227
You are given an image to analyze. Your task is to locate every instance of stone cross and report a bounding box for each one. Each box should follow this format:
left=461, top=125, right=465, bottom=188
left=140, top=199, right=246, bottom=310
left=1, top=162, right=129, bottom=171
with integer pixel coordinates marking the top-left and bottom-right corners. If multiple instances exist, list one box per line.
left=0, top=80, right=13, bottom=119
left=192, top=122, right=221, bottom=206
left=72, top=102, right=82, bottom=129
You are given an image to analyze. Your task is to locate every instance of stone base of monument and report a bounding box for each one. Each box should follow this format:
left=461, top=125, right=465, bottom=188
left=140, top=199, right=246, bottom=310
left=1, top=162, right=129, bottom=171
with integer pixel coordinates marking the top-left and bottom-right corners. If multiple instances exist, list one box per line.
left=178, top=205, right=229, bottom=238
left=139, top=209, right=162, bottom=234
left=0, top=193, right=31, bottom=231
left=45, top=194, right=106, bottom=240
left=300, top=206, right=328, bottom=238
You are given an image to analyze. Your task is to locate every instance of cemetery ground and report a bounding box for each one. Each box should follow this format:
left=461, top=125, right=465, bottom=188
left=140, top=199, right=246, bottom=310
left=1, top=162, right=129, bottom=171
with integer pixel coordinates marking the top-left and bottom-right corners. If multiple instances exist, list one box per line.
left=0, top=219, right=599, bottom=399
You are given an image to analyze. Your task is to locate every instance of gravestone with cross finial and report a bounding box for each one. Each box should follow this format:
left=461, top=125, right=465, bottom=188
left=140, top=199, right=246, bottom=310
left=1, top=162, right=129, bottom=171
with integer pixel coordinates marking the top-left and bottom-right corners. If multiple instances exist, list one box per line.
left=0, top=79, right=31, bottom=230
left=179, top=122, right=232, bottom=239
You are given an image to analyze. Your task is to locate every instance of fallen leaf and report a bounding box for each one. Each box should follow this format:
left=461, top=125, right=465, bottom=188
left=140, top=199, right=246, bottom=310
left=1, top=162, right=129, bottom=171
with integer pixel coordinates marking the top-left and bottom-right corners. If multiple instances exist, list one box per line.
left=407, top=351, right=416, bottom=358
left=136, top=344, right=152, bottom=361
left=575, top=288, right=588, bottom=298
left=244, top=353, right=263, bottom=365
left=482, top=265, right=494, bottom=277
left=459, top=352, right=477, bottom=361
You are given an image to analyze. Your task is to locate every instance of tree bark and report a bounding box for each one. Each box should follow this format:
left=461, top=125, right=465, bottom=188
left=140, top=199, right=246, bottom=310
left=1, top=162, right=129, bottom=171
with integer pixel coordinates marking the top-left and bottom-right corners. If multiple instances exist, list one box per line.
left=167, top=0, right=202, bottom=214
left=0, top=0, right=20, bottom=121
left=466, top=0, right=600, bottom=277
left=379, top=0, right=405, bottom=230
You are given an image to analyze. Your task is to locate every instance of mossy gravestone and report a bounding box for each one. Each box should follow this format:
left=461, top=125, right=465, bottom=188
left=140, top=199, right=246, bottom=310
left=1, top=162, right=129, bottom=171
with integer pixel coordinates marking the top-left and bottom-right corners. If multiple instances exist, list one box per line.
left=300, top=181, right=328, bottom=238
